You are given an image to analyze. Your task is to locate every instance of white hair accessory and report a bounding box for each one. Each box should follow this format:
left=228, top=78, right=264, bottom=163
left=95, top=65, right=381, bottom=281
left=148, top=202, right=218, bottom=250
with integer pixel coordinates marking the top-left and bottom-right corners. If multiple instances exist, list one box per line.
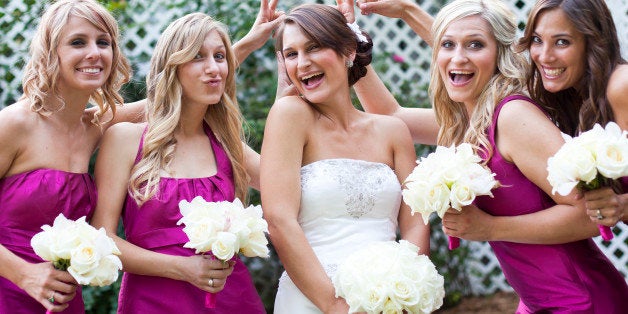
left=347, top=22, right=368, bottom=43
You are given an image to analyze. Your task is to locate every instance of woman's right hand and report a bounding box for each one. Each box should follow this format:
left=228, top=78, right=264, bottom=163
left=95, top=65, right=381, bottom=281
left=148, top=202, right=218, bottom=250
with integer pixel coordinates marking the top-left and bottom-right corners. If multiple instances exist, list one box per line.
left=178, top=255, right=234, bottom=293
left=18, top=262, right=78, bottom=312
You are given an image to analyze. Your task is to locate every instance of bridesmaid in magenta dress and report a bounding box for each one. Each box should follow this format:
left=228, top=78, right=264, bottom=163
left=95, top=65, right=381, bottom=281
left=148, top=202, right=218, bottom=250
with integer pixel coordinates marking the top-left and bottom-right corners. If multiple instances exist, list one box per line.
left=0, top=0, right=131, bottom=312
left=473, top=95, right=628, bottom=313
left=427, top=1, right=628, bottom=312
left=90, top=10, right=280, bottom=313
left=516, top=0, right=628, bottom=228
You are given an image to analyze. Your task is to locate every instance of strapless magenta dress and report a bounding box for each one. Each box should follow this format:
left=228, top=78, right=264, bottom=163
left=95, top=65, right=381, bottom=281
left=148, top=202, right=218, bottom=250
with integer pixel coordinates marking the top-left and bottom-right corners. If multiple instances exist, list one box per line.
left=474, top=95, right=628, bottom=313
left=0, top=169, right=96, bottom=313
left=117, top=123, right=265, bottom=314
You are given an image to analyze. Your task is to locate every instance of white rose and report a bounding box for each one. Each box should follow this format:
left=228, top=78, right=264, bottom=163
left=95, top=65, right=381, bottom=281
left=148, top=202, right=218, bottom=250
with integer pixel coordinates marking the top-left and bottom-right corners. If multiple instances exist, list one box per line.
left=240, top=231, right=269, bottom=258
left=31, top=230, right=58, bottom=262
left=547, top=140, right=597, bottom=195
left=402, top=181, right=432, bottom=225
left=595, top=138, right=628, bottom=179
left=68, top=242, right=101, bottom=284
left=211, top=232, right=237, bottom=261
left=449, top=181, right=475, bottom=211
left=86, top=255, right=123, bottom=286
left=181, top=220, right=217, bottom=254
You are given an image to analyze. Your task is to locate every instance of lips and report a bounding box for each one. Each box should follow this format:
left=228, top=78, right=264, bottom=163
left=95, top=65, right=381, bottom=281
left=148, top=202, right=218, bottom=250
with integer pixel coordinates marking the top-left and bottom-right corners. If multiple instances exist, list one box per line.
left=449, top=70, right=474, bottom=85
left=77, top=67, right=102, bottom=74
left=300, top=72, right=324, bottom=88
left=542, top=66, right=565, bottom=78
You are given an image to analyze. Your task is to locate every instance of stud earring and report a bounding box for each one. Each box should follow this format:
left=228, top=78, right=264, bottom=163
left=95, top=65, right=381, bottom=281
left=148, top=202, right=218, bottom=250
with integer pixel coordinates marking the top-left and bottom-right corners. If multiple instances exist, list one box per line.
left=346, top=60, right=354, bottom=68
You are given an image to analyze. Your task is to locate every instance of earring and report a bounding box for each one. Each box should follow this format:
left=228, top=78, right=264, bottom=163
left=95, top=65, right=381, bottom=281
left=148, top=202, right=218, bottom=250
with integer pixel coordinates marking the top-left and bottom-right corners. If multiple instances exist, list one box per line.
left=346, top=60, right=354, bottom=68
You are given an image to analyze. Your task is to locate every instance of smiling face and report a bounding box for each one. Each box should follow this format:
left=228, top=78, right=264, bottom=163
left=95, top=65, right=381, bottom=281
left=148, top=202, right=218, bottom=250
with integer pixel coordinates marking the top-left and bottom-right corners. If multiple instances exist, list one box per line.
left=56, top=15, right=113, bottom=95
left=177, top=30, right=228, bottom=107
left=529, top=8, right=586, bottom=93
left=436, top=15, right=498, bottom=110
left=281, top=23, right=350, bottom=104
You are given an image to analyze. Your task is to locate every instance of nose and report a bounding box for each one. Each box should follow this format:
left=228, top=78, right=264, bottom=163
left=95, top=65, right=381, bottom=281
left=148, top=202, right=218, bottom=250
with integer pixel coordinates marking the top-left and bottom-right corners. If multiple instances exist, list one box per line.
left=204, top=58, right=219, bottom=75
left=451, top=46, right=468, bottom=64
left=85, top=41, right=101, bottom=60
left=536, top=42, right=555, bottom=64
left=297, top=52, right=311, bottom=70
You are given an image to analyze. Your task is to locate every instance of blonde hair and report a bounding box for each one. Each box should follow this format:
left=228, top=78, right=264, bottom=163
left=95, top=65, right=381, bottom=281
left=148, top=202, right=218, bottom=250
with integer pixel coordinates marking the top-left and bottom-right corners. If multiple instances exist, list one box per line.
left=128, top=13, right=248, bottom=205
left=430, top=0, right=527, bottom=159
left=21, top=0, right=131, bottom=123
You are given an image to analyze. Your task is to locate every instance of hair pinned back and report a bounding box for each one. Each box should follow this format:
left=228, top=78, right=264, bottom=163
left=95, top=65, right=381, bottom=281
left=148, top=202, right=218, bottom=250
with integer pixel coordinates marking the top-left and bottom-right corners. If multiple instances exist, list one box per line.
left=275, top=3, right=373, bottom=86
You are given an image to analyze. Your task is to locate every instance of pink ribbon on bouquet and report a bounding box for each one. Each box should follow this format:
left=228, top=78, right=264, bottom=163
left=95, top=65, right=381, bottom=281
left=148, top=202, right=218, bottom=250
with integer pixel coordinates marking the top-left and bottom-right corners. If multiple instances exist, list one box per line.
left=448, top=236, right=460, bottom=250
left=599, top=225, right=613, bottom=241
left=205, top=292, right=217, bottom=308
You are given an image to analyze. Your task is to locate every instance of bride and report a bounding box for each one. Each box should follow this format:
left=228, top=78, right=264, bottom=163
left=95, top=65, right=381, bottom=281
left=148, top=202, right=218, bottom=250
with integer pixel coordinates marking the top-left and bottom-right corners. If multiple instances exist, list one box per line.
left=260, top=4, right=430, bottom=313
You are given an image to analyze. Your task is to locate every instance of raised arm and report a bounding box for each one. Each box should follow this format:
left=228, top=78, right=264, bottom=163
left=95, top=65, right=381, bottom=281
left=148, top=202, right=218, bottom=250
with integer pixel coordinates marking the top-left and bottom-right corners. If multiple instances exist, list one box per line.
left=443, top=100, right=600, bottom=244
left=90, top=123, right=232, bottom=294
left=232, top=0, right=285, bottom=65
left=357, top=0, right=434, bottom=46
left=354, top=66, right=439, bottom=145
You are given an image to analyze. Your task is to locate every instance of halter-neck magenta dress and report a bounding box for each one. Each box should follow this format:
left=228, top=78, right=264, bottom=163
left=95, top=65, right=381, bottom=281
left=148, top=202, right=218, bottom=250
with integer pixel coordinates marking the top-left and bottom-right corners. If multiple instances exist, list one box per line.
left=0, top=169, right=96, bottom=313
left=117, top=123, right=265, bottom=314
left=474, top=95, right=628, bottom=313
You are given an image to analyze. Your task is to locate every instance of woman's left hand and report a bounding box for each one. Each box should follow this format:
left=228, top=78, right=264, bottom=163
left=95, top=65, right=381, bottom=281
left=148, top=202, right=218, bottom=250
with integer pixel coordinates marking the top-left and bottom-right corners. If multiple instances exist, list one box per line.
left=583, top=187, right=625, bottom=227
left=442, top=205, right=493, bottom=241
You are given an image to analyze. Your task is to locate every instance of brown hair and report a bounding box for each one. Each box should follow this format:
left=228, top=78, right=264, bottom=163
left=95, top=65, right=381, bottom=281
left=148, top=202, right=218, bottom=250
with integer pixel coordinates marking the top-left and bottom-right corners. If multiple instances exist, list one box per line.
left=274, top=3, right=373, bottom=86
left=517, top=0, right=625, bottom=135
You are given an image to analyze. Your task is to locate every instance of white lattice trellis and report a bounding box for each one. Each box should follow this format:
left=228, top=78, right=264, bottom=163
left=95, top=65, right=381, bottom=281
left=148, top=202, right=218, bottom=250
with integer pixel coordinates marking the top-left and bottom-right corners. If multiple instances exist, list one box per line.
left=1, top=0, right=627, bottom=296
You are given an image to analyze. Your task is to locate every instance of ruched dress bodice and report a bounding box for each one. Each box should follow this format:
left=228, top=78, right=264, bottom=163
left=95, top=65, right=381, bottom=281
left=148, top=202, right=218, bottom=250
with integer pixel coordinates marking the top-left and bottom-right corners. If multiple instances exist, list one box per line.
left=274, top=158, right=402, bottom=313
left=0, top=169, right=96, bottom=313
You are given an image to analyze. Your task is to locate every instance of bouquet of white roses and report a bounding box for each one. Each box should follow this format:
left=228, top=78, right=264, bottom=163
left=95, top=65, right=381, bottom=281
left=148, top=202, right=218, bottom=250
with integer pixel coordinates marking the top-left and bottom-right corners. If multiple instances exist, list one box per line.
left=402, top=143, right=498, bottom=249
left=31, top=214, right=122, bottom=286
left=547, top=122, right=628, bottom=241
left=332, top=240, right=444, bottom=314
left=177, top=196, right=269, bottom=308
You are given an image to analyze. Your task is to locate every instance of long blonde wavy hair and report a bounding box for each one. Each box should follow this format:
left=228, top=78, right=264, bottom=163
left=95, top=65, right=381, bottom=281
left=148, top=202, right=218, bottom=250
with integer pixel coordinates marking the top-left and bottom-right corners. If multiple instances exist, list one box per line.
left=21, top=0, right=130, bottom=123
left=128, top=13, right=248, bottom=205
left=430, top=0, right=527, bottom=159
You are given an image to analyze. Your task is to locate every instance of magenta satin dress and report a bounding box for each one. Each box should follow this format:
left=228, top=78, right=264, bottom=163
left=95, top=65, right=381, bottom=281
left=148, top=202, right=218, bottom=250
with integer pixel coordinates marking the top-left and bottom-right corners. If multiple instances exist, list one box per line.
left=0, top=169, right=96, bottom=314
left=117, top=123, right=265, bottom=314
left=474, top=95, right=628, bottom=313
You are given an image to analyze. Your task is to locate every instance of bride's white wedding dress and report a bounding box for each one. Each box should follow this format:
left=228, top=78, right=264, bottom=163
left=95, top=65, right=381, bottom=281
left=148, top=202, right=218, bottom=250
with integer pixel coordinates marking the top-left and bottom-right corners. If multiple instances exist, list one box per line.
left=273, top=158, right=402, bottom=313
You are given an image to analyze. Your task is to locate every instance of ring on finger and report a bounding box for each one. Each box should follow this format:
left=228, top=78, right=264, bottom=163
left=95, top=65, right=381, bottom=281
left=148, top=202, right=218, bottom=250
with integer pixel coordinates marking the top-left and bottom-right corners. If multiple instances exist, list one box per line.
left=48, top=291, right=55, bottom=304
left=596, top=209, right=604, bottom=220
left=208, top=278, right=214, bottom=287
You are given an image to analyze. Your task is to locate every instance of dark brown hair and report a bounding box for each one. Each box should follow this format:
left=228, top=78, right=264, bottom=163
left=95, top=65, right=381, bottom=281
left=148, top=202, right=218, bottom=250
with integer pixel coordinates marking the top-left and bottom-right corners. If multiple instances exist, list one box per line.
left=517, top=0, right=625, bottom=135
left=274, top=3, right=373, bottom=86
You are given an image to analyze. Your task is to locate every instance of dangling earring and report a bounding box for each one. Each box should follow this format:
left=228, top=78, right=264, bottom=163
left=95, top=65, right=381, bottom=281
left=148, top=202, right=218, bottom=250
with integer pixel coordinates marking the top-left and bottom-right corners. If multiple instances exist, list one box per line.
left=346, top=59, right=354, bottom=68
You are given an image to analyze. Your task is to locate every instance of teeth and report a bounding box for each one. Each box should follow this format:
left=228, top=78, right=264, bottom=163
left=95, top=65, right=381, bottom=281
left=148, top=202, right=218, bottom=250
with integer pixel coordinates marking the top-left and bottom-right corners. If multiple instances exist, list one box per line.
left=544, top=67, right=565, bottom=77
left=301, top=73, right=322, bottom=80
left=450, top=70, right=473, bottom=75
left=79, top=68, right=100, bottom=73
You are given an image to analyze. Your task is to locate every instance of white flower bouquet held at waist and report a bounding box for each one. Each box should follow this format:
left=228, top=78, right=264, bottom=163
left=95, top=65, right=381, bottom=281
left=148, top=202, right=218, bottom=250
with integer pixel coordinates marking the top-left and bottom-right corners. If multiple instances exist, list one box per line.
left=402, top=143, right=498, bottom=249
left=547, top=122, right=628, bottom=241
left=31, top=214, right=122, bottom=287
left=177, top=196, right=270, bottom=307
left=332, top=240, right=445, bottom=314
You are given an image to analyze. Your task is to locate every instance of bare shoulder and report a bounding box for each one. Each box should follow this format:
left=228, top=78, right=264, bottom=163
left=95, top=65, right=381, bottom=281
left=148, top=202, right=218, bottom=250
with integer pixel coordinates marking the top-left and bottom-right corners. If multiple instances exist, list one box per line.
left=0, top=100, right=39, bottom=141
left=99, top=121, right=145, bottom=155
left=268, top=96, right=316, bottom=126
left=607, top=64, right=628, bottom=104
left=497, top=97, right=549, bottom=130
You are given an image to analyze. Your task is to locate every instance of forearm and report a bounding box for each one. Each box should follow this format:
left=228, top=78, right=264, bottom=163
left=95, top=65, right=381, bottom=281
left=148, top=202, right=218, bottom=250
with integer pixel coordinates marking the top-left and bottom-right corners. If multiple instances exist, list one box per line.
left=354, top=65, right=402, bottom=116
left=232, top=37, right=260, bottom=66
left=0, top=244, right=27, bottom=285
left=400, top=2, right=434, bottom=46
left=112, top=234, right=183, bottom=280
left=269, top=220, right=338, bottom=311
left=488, top=204, right=600, bottom=244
